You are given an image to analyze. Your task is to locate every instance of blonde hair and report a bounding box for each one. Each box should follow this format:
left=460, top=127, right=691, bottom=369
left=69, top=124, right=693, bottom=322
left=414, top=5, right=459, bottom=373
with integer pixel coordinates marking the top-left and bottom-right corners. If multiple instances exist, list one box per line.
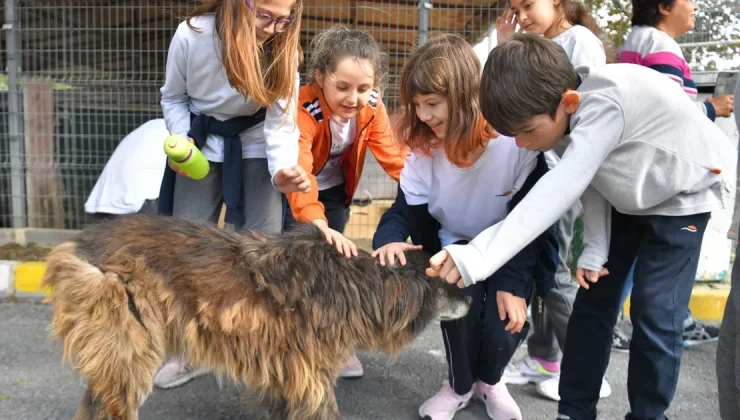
left=187, top=0, right=304, bottom=107
left=397, top=34, right=496, bottom=166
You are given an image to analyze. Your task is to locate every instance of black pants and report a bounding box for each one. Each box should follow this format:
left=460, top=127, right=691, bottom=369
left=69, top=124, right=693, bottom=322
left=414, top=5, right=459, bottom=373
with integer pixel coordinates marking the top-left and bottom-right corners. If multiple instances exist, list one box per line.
left=442, top=240, right=532, bottom=395
left=89, top=198, right=160, bottom=223
left=559, top=209, right=710, bottom=420
left=283, top=184, right=350, bottom=233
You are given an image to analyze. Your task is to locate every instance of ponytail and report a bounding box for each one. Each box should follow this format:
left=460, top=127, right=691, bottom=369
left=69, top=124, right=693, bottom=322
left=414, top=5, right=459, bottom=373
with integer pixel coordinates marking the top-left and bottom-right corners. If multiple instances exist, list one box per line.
left=561, top=0, right=617, bottom=63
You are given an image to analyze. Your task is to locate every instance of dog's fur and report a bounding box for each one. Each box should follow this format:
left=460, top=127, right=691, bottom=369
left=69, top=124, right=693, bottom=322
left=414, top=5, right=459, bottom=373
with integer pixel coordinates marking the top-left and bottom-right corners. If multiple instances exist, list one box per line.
left=42, top=214, right=470, bottom=420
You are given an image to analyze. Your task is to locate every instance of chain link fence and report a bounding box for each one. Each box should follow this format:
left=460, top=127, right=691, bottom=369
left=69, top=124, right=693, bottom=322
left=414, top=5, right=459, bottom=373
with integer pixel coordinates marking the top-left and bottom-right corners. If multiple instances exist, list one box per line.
left=0, top=0, right=736, bottom=243
left=0, top=0, right=504, bottom=240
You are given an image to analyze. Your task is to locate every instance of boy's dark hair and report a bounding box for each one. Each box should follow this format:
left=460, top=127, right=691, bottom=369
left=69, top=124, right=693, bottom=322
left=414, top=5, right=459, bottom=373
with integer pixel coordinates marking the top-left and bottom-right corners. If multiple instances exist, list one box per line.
left=479, top=33, right=578, bottom=137
left=631, top=0, right=676, bottom=27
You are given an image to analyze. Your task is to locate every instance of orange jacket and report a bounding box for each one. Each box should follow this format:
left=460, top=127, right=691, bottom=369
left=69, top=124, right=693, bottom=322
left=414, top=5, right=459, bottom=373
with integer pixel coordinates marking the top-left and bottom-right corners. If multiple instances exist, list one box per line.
left=287, top=84, right=407, bottom=224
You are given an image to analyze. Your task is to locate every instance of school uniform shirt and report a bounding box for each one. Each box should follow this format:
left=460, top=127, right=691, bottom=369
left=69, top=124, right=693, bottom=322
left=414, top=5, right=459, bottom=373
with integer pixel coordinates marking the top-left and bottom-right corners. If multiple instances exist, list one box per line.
left=85, top=119, right=169, bottom=215
left=286, top=83, right=407, bottom=224
left=618, top=25, right=716, bottom=121
left=551, top=24, right=606, bottom=68
left=401, top=135, right=538, bottom=248
left=160, top=14, right=300, bottom=181
left=445, top=63, right=737, bottom=287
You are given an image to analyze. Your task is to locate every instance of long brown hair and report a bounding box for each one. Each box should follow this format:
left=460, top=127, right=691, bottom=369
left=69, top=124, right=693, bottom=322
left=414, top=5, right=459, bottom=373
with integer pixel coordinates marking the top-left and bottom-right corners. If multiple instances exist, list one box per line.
left=186, top=0, right=303, bottom=107
left=397, top=34, right=497, bottom=167
left=558, top=0, right=616, bottom=62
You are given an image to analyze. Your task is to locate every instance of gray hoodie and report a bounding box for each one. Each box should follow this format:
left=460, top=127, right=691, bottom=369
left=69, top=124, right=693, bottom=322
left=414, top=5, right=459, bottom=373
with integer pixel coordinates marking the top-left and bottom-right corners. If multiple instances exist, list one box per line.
left=447, top=64, right=737, bottom=287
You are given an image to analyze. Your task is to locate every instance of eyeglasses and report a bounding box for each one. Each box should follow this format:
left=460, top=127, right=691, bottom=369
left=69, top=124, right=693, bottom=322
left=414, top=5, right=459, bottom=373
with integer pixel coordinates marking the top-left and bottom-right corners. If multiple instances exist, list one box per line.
left=245, top=0, right=294, bottom=33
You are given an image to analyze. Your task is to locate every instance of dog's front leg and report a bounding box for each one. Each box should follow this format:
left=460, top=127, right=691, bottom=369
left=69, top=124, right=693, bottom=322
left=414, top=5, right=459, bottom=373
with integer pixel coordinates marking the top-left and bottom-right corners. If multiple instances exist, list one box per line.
left=286, top=390, right=341, bottom=420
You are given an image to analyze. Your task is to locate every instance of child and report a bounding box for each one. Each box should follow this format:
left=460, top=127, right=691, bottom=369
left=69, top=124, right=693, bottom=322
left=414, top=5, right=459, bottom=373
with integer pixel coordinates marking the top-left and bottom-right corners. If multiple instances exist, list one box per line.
left=284, top=26, right=407, bottom=378
left=495, top=0, right=612, bottom=400
left=619, top=0, right=734, bottom=121
left=155, top=0, right=309, bottom=389
left=372, top=33, right=558, bottom=420
left=613, top=0, right=736, bottom=351
left=428, top=33, right=736, bottom=420
left=717, top=80, right=740, bottom=420
left=497, top=0, right=609, bottom=65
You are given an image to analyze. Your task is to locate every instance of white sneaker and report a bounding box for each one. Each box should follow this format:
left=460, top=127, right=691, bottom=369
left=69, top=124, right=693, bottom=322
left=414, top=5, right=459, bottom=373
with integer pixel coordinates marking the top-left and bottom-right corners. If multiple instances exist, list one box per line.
left=338, top=352, right=364, bottom=379
left=502, top=355, right=559, bottom=385
left=535, top=376, right=612, bottom=402
left=153, top=357, right=209, bottom=389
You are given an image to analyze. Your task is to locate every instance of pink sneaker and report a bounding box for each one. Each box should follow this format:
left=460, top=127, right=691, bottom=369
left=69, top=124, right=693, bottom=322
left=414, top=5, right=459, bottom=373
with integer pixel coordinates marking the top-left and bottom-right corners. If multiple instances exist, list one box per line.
left=418, top=380, right=473, bottom=420
left=153, top=357, right=208, bottom=389
left=474, top=380, right=522, bottom=420
left=338, top=352, right=364, bottom=378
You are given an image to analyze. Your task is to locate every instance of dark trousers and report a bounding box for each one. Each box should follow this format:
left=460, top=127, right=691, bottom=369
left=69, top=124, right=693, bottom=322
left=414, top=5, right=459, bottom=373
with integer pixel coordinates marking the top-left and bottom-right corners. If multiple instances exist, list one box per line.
left=283, top=184, right=350, bottom=233
left=442, top=241, right=532, bottom=395
left=89, top=198, right=160, bottom=223
left=558, top=209, right=710, bottom=420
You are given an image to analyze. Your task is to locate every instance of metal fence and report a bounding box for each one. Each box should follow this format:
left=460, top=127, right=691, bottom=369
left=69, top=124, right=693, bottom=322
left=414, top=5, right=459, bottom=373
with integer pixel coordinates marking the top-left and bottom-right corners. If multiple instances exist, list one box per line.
left=0, top=0, right=504, bottom=238
left=0, top=0, right=736, bottom=239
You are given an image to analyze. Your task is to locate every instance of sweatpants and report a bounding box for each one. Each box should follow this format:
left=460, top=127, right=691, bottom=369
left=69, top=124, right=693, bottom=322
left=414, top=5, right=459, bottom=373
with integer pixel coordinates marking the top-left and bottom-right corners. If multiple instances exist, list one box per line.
left=172, top=158, right=283, bottom=234
left=558, top=209, right=710, bottom=420
left=717, top=239, right=740, bottom=419
left=442, top=240, right=533, bottom=395
left=528, top=199, right=580, bottom=361
left=283, top=183, right=350, bottom=233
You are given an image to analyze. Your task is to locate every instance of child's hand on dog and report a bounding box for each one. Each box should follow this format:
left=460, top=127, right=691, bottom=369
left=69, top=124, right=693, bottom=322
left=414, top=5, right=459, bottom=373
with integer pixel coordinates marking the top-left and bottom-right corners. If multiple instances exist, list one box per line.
left=312, top=219, right=358, bottom=258
left=372, top=242, right=423, bottom=266
left=496, top=291, right=527, bottom=334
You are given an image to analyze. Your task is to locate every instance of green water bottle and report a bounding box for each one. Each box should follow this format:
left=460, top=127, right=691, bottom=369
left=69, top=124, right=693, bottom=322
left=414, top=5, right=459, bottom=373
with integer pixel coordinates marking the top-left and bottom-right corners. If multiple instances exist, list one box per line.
left=163, top=134, right=210, bottom=180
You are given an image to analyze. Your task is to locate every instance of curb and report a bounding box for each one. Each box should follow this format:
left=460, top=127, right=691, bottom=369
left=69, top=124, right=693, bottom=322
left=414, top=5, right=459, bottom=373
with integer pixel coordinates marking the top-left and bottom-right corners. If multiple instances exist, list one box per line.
left=623, top=283, right=730, bottom=322
left=0, top=260, right=732, bottom=321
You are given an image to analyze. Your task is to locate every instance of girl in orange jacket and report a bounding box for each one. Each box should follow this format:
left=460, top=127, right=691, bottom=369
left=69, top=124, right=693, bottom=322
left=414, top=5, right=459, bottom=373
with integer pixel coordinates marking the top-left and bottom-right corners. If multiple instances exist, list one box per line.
left=284, top=26, right=407, bottom=379
left=285, top=27, right=407, bottom=257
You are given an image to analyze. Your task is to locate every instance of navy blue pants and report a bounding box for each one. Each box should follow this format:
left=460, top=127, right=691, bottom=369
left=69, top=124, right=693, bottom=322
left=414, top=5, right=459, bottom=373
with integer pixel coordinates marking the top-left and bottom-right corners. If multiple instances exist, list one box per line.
left=442, top=241, right=532, bottom=395
left=558, top=209, right=710, bottom=420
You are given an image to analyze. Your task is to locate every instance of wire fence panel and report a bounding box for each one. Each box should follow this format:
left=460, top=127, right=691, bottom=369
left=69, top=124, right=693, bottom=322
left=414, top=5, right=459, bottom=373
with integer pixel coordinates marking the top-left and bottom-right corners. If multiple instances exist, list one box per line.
left=0, top=0, right=734, bottom=240
left=0, top=0, right=504, bottom=238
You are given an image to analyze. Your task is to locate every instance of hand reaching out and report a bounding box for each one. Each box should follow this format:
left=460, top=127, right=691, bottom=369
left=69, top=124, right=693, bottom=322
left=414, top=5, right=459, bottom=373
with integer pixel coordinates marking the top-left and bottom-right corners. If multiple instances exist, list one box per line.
left=312, top=219, right=358, bottom=258
left=371, top=242, right=423, bottom=266
left=274, top=166, right=311, bottom=194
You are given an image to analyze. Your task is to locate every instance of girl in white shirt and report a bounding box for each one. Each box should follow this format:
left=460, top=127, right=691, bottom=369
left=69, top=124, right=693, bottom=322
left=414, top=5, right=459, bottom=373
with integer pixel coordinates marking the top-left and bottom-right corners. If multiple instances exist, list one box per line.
left=373, top=34, right=555, bottom=420
left=155, top=0, right=309, bottom=390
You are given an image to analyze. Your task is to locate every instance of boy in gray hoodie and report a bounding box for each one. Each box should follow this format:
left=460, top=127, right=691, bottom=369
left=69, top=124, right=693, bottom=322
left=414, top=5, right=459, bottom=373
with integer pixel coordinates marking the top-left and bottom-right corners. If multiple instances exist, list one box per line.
left=427, top=33, right=736, bottom=420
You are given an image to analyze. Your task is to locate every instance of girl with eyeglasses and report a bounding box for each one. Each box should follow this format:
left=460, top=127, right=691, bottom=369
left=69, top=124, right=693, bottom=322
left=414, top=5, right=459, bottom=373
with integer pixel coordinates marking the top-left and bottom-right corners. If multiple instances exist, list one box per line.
left=155, top=0, right=308, bottom=390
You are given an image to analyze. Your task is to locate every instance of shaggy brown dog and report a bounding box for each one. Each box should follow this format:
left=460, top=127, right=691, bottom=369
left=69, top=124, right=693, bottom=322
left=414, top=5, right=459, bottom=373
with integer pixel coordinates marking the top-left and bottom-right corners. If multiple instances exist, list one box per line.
left=42, top=214, right=471, bottom=420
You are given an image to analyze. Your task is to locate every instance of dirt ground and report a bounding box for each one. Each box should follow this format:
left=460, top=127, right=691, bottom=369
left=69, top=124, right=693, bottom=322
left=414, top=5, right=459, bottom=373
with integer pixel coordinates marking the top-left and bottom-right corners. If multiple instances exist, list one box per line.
left=0, top=243, right=53, bottom=262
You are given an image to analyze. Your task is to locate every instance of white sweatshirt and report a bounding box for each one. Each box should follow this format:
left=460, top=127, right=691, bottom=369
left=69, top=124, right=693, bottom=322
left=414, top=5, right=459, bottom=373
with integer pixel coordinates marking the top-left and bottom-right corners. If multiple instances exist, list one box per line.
left=446, top=63, right=736, bottom=287
left=160, top=14, right=300, bottom=181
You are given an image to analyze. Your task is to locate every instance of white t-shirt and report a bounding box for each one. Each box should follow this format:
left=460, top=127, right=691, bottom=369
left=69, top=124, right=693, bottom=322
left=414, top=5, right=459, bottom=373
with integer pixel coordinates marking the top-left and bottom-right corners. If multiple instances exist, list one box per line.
left=551, top=24, right=606, bottom=68
left=400, top=135, right=538, bottom=247
left=315, top=117, right=356, bottom=190
left=84, top=119, right=169, bottom=215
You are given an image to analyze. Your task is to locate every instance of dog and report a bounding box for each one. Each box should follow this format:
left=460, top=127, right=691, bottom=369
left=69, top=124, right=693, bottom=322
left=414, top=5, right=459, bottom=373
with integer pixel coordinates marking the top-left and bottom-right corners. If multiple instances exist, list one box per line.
left=42, top=214, right=471, bottom=420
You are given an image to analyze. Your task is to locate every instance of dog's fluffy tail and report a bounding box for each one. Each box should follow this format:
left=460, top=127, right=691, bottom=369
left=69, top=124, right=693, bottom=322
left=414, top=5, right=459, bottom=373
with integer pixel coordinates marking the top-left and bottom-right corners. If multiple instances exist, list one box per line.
left=43, top=242, right=161, bottom=419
